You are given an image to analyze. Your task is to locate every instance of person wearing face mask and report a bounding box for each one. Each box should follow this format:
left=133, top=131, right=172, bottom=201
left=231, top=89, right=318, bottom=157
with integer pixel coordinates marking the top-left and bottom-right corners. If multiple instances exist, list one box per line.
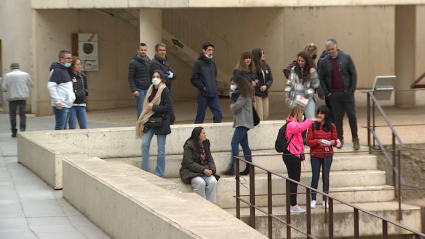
left=47, top=50, right=76, bottom=130
left=191, top=42, right=223, bottom=124
left=285, top=51, right=320, bottom=118
left=136, top=70, right=172, bottom=177
left=149, top=43, right=176, bottom=125
left=67, top=57, right=89, bottom=129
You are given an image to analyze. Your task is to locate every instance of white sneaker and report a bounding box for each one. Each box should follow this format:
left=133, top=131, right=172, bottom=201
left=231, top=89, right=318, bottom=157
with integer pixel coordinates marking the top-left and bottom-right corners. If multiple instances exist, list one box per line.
left=323, top=201, right=329, bottom=208
left=310, top=200, right=316, bottom=208
left=290, top=205, right=306, bottom=213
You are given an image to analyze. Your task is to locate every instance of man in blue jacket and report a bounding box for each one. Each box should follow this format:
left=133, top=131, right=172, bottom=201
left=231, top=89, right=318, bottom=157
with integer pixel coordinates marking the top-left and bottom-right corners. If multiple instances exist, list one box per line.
left=191, top=42, right=223, bottom=124
left=47, top=50, right=76, bottom=130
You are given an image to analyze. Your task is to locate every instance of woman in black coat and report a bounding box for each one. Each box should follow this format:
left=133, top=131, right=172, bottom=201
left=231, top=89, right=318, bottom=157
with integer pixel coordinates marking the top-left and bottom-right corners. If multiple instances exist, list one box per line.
left=136, top=70, right=172, bottom=178
left=180, top=127, right=219, bottom=203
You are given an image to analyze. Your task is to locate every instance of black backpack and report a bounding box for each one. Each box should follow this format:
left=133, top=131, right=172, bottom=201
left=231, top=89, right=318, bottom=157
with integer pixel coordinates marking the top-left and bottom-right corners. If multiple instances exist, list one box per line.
left=275, top=123, right=295, bottom=153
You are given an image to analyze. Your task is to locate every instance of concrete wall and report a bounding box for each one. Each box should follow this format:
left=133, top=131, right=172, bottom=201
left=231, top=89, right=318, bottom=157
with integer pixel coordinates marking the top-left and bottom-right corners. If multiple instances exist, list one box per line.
left=63, top=157, right=267, bottom=239
left=173, top=6, right=425, bottom=92
left=30, top=0, right=425, bottom=8
left=0, top=0, right=33, bottom=112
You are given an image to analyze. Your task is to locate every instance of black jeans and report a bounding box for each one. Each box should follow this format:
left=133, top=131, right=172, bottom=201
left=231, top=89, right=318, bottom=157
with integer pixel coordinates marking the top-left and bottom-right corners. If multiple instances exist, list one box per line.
left=9, top=100, right=26, bottom=132
left=282, top=154, right=302, bottom=206
left=311, top=156, right=333, bottom=201
left=325, top=96, right=335, bottom=123
left=329, top=91, right=358, bottom=139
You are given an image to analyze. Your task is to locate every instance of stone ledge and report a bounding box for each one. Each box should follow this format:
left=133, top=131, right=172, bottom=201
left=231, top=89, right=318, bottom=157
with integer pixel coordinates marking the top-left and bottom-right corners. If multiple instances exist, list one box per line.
left=63, top=156, right=267, bottom=239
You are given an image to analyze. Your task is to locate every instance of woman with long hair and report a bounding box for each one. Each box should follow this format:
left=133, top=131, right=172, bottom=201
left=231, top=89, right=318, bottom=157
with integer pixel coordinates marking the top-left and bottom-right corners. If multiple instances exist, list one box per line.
left=252, top=48, right=273, bottom=120
left=233, top=51, right=257, bottom=86
left=67, top=57, right=88, bottom=129
left=136, top=70, right=172, bottom=177
left=283, top=106, right=320, bottom=213
left=224, top=74, right=255, bottom=175
left=283, top=43, right=318, bottom=79
left=307, top=105, right=338, bottom=208
left=179, top=127, right=219, bottom=203
left=285, top=51, right=320, bottom=119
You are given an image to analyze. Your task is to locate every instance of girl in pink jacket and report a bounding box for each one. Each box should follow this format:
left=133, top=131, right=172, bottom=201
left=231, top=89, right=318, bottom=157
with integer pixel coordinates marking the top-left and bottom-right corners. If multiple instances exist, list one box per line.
left=284, top=106, right=320, bottom=213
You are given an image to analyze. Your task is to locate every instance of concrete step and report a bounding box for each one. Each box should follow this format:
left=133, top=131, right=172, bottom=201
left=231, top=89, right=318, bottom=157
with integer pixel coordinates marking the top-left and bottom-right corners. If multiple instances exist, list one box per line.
left=168, top=170, right=389, bottom=209
left=223, top=202, right=421, bottom=238
left=105, top=150, right=377, bottom=178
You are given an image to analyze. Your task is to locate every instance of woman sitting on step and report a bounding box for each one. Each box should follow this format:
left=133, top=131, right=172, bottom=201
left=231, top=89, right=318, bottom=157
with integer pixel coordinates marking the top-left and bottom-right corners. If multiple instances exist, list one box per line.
left=180, top=127, right=220, bottom=203
left=136, top=70, right=172, bottom=178
left=307, top=105, right=339, bottom=208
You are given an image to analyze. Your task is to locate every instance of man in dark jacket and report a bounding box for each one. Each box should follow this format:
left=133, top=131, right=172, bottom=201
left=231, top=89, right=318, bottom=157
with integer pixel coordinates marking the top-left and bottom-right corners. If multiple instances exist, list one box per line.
left=318, top=39, right=359, bottom=150
left=149, top=43, right=176, bottom=124
left=128, top=43, right=151, bottom=119
left=191, top=42, right=223, bottom=124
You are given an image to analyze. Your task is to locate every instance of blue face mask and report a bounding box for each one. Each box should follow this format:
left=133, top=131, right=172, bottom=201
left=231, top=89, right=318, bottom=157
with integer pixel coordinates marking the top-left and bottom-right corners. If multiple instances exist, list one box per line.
left=64, top=63, right=71, bottom=68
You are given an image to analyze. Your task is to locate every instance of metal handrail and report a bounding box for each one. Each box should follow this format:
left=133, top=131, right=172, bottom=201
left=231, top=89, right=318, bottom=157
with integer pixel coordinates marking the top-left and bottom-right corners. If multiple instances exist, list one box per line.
left=234, top=151, right=425, bottom=239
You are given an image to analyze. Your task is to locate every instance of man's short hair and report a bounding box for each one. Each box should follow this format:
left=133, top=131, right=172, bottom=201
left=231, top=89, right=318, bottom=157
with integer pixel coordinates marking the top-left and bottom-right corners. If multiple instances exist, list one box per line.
left=139, top=43, right=147, bottom=47
left=155, top=43, right=166, bottom=51
left=202, top=42, right=214, bottom=50
left=324, top=39, right=338, bottom=47
left=10, top=63, right=19, bottom=69
left=58, top=50, right=71, bottom=59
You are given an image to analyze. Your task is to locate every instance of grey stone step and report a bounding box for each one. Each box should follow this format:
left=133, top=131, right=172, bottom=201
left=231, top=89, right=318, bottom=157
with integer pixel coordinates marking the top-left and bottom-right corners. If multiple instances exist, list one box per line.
left=224, top=202, right=421, bottom=238
left=169, top=170, right=389, bottom=209
left=105, top=150, right=377, bottom=178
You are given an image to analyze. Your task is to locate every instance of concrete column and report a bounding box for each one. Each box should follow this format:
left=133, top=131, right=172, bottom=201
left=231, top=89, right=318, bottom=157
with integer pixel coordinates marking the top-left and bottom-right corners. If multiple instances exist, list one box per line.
left=395, top=5, right=416, bottom=107
left=139, top=9, right=162, bottom=59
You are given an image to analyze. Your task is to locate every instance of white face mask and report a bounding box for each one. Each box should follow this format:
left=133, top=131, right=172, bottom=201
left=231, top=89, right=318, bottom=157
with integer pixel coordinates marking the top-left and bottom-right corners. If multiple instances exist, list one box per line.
left=205, top=54, right=213, bottom=59
left=152, top=78, right=161, bottom=86
left=230, top=85, right=237, bottom=91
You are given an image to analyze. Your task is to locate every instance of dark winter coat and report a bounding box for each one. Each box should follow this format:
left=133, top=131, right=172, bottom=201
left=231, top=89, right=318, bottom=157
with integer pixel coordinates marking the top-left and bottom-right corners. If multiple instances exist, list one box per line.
left=128, top=54, right=151, bottom=91
left=149, top=56, right=176, bottom=90
left=254, top=63, right=273, bottom=98
left=190, top=54, right=218, bottom=97
left=144, top=86, right=172, bottom=135
left=69, top=72, right=88, bottom=104
left=179, top=139, right=219, bottom=184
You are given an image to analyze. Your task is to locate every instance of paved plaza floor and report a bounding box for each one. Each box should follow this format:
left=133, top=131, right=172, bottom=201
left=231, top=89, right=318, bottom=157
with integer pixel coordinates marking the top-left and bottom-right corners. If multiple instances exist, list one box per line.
left=1, top=90, right=425, bottom=238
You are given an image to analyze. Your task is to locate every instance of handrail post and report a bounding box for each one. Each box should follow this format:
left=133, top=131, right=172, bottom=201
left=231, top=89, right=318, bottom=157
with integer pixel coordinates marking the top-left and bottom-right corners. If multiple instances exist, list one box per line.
left=236, top=156, right=240, bottom=219
left=354, top=209, right=360, bottom=239
left=372, top=96, right=376, bottom=148
left=383, top=220, right=388, bottom=239
left=249, top=162, right=256, bottom=228
left=328, top=198, right=334, bottom=239
left=392, top=133, right=397, bottom=197
left=367, top=92, right=371, bottom=153
left=286, top=180, right=291, bottom=239
left=306, top=188, right=312, bottom=237
left=267, top=172, right=273, bottom=238
left=397, top=150, right=402, bottom=221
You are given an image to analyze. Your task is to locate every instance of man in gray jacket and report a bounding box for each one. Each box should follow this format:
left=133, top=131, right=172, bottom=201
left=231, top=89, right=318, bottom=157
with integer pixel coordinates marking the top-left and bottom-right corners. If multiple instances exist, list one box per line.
left=1, top=63, right=33, bottom=137
left=318, top=39, right=359, bottom=150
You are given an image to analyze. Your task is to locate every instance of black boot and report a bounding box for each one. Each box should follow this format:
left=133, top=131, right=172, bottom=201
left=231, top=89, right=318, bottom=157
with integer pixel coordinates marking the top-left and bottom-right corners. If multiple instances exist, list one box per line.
left=223, top=164, right=234, bottom=175
left=240, top=155, right=252, bottom=175
left=11, top=130, right=17, bottom=138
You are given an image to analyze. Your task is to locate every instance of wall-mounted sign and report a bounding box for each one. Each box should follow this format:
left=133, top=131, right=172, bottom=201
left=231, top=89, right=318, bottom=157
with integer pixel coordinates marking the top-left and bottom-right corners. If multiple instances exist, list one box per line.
left=74, top=33, right=99, bottom=71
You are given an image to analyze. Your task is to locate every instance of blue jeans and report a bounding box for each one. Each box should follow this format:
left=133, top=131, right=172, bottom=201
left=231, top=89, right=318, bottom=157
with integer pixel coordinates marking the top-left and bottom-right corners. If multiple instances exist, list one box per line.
left=53, top=107, right=70, bottom=130
left=68, top=106, right=88, bottom=129
left=230, top=127, right=252, bottom=165
left=311, top=156, right=333, bottom=201
left=136, top=89, right=148, bottom=119
left=194, top=95, right=223, bottom=123
left=141, top=127, right=167, bottom=177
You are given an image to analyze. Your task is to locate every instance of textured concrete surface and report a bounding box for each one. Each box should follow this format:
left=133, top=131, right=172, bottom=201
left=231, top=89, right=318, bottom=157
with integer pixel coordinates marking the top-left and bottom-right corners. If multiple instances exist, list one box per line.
left=0, top=114, right=114, bottom=239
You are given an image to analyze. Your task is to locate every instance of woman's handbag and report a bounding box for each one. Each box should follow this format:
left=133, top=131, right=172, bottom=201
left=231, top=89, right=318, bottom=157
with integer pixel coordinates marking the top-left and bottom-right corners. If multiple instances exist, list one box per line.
left=145, top=115, right=163, bottom=128
left=253, top=106, right=260, bottom=126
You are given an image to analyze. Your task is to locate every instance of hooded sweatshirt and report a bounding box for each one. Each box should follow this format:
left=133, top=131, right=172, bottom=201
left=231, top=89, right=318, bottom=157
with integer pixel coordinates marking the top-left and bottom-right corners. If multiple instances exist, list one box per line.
left=47, top=62, right=75, bottom=108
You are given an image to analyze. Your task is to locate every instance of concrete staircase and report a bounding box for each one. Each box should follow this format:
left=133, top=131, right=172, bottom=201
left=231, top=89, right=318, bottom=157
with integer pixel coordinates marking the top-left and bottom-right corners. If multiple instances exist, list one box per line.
left=106, top=145, right=422, bottom=238
left=106, top=9, right=231, bottom=96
